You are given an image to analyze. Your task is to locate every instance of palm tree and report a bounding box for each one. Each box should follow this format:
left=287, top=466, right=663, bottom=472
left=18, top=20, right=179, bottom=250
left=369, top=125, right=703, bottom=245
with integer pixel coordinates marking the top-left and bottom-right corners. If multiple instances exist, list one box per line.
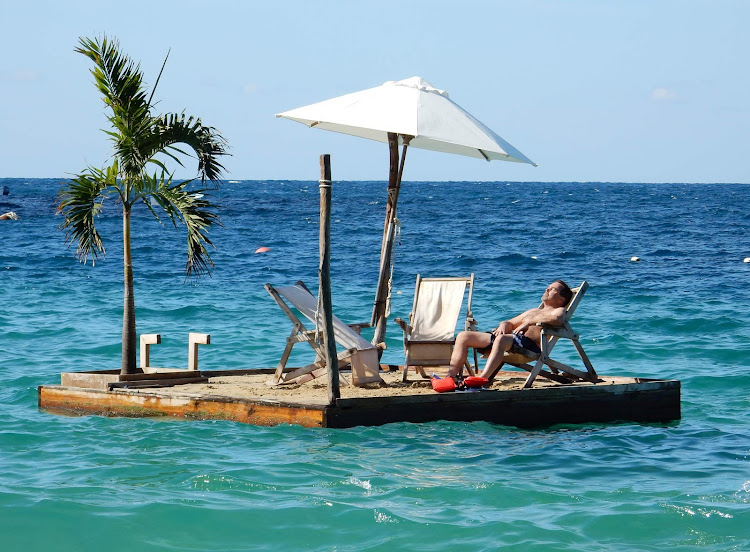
left=58, top=36, right=228, bottom=375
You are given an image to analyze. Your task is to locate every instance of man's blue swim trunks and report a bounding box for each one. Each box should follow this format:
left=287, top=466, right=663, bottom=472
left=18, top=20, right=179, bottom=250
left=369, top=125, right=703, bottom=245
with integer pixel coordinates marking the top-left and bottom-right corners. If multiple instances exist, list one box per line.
left=480, top=331, right=541, bottom=356
left=510, top=333, right=541, bottom=355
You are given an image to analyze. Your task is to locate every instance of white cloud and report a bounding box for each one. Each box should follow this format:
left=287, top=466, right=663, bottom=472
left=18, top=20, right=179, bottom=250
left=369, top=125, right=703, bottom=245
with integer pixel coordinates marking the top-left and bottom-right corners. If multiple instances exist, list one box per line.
left=651, top=87, right=677, bottom=101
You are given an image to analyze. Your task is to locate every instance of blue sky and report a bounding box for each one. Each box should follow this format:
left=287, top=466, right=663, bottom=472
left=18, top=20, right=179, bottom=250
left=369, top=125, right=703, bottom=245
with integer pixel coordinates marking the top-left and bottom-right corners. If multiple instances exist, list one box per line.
left=2, top=0, right=748, bottom=183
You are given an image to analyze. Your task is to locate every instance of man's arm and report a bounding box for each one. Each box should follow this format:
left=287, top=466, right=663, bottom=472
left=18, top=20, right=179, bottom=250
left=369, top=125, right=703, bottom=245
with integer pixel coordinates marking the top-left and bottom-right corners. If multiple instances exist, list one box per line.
left=522, top=307, right=567, bottom=328
left=494, top=310, right=536, bottom=335
left=495, top=319, right=515, bottom=335
left=495, top=307, right=566, bottom=336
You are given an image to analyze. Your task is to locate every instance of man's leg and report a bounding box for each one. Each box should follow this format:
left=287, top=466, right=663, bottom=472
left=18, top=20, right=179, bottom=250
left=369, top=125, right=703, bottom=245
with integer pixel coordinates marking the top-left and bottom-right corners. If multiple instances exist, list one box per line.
left=479, top=334, right=514, bottom=379
left=448, top=331, right=492, bottom=377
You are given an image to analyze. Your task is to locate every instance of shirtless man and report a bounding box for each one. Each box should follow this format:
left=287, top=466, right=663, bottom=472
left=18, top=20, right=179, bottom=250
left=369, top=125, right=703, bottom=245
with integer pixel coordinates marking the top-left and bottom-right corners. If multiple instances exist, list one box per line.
left=447, top=280, right=573, bottom=380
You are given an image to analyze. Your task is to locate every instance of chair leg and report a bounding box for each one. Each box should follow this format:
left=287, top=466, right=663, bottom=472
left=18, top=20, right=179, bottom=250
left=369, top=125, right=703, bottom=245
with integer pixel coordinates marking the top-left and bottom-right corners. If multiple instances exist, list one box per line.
left=402, top=352, right=411, bottom=382
left=279, top=359, right=325, bottom=384
left=485, top=361, right=506, bottom=383
left=523, top=358, right=545, bottom=388
left=539, top=353, right=586, bottom=376
left=573, top=340, right=598, bottom=380
left=523, top=332, right=555, bottom=387
left=544, top=336, right=560, bottom=374
left=463, top=359, right=475, bottom=377
left=273, top=338, right=296, bottom=383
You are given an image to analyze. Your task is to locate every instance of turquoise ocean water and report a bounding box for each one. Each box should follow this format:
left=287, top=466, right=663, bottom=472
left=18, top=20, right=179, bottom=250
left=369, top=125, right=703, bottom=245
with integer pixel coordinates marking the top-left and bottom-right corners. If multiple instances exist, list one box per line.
left=1, top=178, right=749, bottom=551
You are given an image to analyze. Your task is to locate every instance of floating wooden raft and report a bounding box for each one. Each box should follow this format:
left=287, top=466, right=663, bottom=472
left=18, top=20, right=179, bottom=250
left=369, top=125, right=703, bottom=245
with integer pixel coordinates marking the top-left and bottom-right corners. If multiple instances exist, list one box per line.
left=38, top=369, right=680, bottom=429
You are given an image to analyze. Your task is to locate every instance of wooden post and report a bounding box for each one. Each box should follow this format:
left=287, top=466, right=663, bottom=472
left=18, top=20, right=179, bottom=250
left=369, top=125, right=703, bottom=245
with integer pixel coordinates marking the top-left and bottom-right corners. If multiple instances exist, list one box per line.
left=319, top=154, right=340, bottom=404
left=139, top=333, right=161, bottom=369
left=188, top=333, right=211, bottom=371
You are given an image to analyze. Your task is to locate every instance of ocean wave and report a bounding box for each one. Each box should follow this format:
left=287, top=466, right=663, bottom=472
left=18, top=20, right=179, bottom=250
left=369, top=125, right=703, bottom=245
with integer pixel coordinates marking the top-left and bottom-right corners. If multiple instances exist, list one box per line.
left=3, top=179, right=750, bottom=550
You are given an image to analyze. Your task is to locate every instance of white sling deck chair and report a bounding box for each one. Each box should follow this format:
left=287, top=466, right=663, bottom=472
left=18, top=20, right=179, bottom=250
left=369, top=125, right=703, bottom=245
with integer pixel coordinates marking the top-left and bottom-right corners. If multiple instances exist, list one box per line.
left=395, top=274, right=477, bottom=382
left=478, top=281, right=598, bottom=389
left=265, top=281, right=383, bottom=386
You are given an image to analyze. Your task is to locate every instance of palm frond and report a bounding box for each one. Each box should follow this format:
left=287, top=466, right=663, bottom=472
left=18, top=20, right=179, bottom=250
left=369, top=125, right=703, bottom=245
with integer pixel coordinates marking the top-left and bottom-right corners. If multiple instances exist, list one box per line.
left=74, top=35, right=227, bottom=280
left=147, top=49, right=170, bottom=109
left=76, top=36, right=149, bottom=125
left=146, top=157, right=171, bottom=174
left=152, top=113, right=228, bottom=184
left=143, top=174, right=222, bottom=279
left=76, top=36, right=151, bottom=178
left=57, top=164, right=118, bottom=264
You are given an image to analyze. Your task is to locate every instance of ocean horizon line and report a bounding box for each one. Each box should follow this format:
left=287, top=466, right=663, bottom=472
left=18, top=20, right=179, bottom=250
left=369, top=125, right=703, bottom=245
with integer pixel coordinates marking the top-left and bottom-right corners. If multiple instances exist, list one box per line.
left=1, top=176, right=749, bottom=186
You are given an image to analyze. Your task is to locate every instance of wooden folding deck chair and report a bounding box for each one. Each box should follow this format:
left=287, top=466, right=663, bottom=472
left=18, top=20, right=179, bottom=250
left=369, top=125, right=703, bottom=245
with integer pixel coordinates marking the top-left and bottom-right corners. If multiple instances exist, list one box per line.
left=395, top=274, right=477, bottom=382
left=478, top=281, right=598, bottom=389
left=265, top=281, right=383, bottom=386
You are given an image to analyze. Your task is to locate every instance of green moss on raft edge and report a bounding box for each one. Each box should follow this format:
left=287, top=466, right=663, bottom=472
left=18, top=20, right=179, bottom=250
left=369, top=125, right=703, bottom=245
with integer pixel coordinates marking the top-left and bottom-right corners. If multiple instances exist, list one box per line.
left=42, top=404, right=169, bottom=418
left=184, top=409, right=239, bottom=421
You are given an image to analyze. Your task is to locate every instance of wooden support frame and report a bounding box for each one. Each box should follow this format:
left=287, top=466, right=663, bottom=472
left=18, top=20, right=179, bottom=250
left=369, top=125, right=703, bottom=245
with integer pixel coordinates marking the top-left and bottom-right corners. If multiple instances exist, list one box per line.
left=265, top=281, right=379, bottom=387
left=266, top=282, right=325, bottom=385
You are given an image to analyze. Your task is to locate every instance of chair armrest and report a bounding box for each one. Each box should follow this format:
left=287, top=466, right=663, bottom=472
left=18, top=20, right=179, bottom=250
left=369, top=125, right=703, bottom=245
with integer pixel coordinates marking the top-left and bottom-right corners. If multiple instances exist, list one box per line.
left=348, top=322, right=372, bottom=334
left=407, top=339, right=455, bottom=345
left=394, top=317, right=412, bottom=336
left=541, top=327, right=578, bottom=339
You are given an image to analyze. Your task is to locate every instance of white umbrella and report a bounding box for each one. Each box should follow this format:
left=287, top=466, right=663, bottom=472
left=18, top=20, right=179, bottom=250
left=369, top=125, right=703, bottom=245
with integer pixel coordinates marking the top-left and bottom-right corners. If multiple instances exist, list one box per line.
left=277, top=76, right=536, bottom=165
left=276, top=76, right=536, bottom=346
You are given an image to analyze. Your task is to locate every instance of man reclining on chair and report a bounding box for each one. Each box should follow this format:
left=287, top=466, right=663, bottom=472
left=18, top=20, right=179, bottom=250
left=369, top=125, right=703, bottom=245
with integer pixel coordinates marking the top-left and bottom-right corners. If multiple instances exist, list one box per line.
left=447, top=280, right=573, bottom=381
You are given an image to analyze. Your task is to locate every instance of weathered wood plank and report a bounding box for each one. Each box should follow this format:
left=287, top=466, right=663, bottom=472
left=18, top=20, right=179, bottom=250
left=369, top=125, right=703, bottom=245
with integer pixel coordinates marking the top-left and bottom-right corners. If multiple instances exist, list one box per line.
left=61, top=372, right=120, bottom=391
left=327, top=380, right=681, bottom=428
left=108, top=377, right=209, bottom=389
left=39, top=386, right=326, bottom=427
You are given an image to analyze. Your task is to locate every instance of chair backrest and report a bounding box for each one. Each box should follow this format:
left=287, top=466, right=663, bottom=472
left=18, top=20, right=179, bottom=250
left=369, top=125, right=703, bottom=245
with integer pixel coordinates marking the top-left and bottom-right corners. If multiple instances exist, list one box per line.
left=532, top=281, right=587, bottom=325
left=410, top=275, right=474, bottom=341
left=501, top=281, right=589, bottom=365
left=562, top=281, right=588, bottom=324
left=275, top=283, right=373, bottom=352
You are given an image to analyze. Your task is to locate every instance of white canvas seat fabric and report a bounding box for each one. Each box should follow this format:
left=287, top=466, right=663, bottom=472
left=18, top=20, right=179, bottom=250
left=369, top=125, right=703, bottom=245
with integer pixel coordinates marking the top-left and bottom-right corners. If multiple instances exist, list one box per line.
left=410, top=279, right=468, bottom=341
left=395, top=275, right=475, bottom=381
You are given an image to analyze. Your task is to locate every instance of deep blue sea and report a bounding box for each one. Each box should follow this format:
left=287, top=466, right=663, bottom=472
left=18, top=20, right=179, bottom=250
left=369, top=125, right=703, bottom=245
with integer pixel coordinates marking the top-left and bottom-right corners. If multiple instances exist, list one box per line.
left=1, top=177, right=749, bottom=551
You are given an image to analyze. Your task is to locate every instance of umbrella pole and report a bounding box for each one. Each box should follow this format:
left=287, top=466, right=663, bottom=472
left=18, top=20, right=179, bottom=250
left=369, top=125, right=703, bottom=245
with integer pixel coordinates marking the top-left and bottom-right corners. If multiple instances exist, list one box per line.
left=370, top=134, right=399, bottom=343
left=372, top=134, right=411, bottom=347
left=380, top=132, right=401, bottom=259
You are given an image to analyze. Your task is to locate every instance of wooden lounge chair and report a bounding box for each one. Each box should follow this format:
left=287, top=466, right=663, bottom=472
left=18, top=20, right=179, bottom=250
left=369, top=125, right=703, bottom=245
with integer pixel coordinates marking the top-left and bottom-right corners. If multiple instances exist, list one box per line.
left=478, top=281, right=598, bottom=389
left=395, top=274, right=477, bottom=382
left=265, top=281, right=383, bottom=386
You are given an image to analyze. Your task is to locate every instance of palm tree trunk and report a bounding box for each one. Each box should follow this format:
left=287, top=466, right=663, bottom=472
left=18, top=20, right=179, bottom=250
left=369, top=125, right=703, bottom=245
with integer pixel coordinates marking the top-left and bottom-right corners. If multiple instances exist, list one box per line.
left=121, top=205, right=137, bottom=374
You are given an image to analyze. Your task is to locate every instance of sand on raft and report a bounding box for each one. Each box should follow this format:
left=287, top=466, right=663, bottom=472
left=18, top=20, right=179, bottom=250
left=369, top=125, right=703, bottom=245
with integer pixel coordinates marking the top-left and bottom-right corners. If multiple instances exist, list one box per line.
left=127, top=369, right=611, bottom=406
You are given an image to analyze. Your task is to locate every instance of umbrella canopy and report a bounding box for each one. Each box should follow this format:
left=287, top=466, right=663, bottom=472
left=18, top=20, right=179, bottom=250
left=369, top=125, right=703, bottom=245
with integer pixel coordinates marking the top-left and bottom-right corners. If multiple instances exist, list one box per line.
left=276, top=76, right=536, bottom=348
left=276, top=76, right=536, bottom=165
